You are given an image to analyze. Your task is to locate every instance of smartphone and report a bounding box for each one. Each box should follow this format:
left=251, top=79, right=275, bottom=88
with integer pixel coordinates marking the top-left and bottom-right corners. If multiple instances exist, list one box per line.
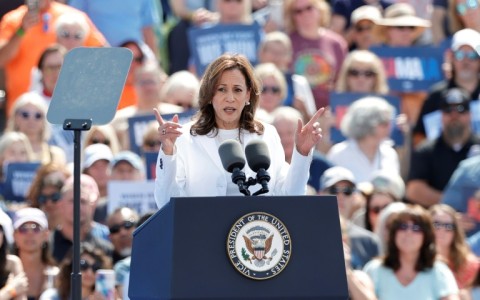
left=25, top=0, right=40, bottom=15
left=95, top=269, right=115, bottom=300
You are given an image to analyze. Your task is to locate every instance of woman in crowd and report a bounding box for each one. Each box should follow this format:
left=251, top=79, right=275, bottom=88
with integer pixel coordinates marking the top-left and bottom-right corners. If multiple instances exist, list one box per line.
left=6, top=92, right=66, bottom=166
left=83, top=125, right=121, bottom=156
left=254, top=63, right=288, bottom=120
left=0, top=132, right=34, bottom=183
left=153, top=54, right=324, bottom=208
left=54, top=12, right=89, bottom=51
left=430, top=204, right=480, bottom=299
left=160, top=70, right=200, bottom=112
left=26, top=163, right=70, bottom=230
left=335, top=50, right=389, bottom=95
left=326, top=96, right=400, bottom=183
left=13, top=208, right=58, bottom=300
left=283, top=0, right=348, bottom=109
left=364, top=204, right=459, bottom=299
left=41, top=243, right=111, bottom=300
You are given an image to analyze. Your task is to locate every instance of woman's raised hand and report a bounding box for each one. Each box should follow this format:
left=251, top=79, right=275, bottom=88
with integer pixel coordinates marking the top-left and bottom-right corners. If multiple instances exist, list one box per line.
left=295, top=107, right=325, bottom=156
left=154, top=108, right=182, bottom=155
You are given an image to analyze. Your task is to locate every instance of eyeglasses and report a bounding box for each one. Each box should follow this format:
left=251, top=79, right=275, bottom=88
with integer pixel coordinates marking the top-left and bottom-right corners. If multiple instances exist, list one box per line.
left=392, top=26, right=416, bottom=31
left=80, top=259, right=101, bottom=272
left=457, top=0, right=479, bottom=16
left=38, top=192, right=62, bottom=205
left=17, top=223, right=42, bottom=234
left=327, top=186, right=355, bottom=196
left=109, top=220, right=136, bottom=234
left=354, top=25, right=373, bottom=32
left=293, top=5, right=314, bottom=15
left=262, top=86, right=281, bottom=95
left=433, top=221, right=455, bottom=231
left=144, top=140, right=162, bottom=148
left=347, top=69, right=376, bottom=78
left=17, top=110, right=43, bottom=120
left=453, top=50, right=479, bottom=61
left=369, top=205, right=388, bottom=215
left=397, top=223, right=423, bottom=233
left=91, top=138, right=111, bottom=146
left=441, top=104, right=469, bottom=114
left=58, top=30, right=84, bottom=40
left=223, top=0, right=242, bottom=3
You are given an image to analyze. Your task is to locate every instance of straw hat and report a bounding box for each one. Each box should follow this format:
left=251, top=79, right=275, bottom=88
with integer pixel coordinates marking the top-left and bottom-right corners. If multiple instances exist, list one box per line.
left=375, top=3, right=431, bottom=40
left=351, top=5, right=382, bottom=25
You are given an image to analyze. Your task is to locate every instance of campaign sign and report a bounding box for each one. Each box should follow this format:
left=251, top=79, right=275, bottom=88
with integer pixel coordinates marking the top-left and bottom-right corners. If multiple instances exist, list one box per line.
left=423, top=100, right=480, bottom=140
left=127, top=110, right=195, bottom=156
left=329, top=92, right=404, bottom=146
left=144, top=152, right=158, bottom=180
left=370, top=45, right=446, bottom=92
left=188, top=23, right=262, bottom=76
left=3, top=162, right=41, bottom=202
left=107, top=180, right=157, bottom=215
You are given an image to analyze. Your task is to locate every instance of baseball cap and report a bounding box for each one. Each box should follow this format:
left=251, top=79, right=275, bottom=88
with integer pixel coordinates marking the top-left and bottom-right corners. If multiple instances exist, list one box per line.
left=370, top=171, right=405, bottom=200
left=440, top=88, right=471, bottom=111
left=82, top=143, right=113, bottom=170
left=451, top=28, right=480, bottom=52
left=111, top=151, right=145, bottom=173
left=13, top=207, right=48, bottom=230
left=351, top=5, right=382, bottom=25
left=320, top=166, right=356, bottom=190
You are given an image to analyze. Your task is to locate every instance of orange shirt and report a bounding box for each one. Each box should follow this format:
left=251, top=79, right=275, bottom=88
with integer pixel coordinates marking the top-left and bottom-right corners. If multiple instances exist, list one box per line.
left=118, top=83, right=137, bottom=110
left=0, top=2, right=107, bottom=114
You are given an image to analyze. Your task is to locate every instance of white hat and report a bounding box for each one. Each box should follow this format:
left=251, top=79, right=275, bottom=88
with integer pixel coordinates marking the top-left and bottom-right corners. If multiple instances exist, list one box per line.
left=370, top=171, right=405, bottom=200
left=451, top=28, right=480, bottom=52
left=351, top=5, right=382, bottom=24
left=13, top=207, right=48, bottom=230
left=320, top=166, right=356, bottom=190
left=82, top=143, right=113, bottom=170
left=375, top=3, right=431, bottom=28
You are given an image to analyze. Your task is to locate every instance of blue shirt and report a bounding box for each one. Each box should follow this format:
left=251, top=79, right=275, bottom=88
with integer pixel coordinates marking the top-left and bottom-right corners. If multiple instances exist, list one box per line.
left=68, top=0, right=159, bottom=46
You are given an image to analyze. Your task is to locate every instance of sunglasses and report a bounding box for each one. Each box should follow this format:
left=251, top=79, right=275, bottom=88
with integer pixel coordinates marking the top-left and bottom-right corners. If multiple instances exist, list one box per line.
left=457, top=0, right=479, bottom=16
left=144, top=140, right=162, bottom=148
left=441, top=104, right=469, bottom=114
left=38, top=192, right=62, bottom=205
left=327, top=186, right=355, bottom=196
left=17, top=223, right=42, bottom=234
left=17, top=110, right=43, bottom=120
left=109, top=220, right=136, bottom=234
left=58, top=30, right=84, bottom=40
left=453, top=50, right=479, bottom=61
left=91, top=138, right=111, bottom=146
left=347, top=69, right=376, bottom=78
left=354, top=25, right=373, bottom=32
left=433, top=221, right=455, bottom=231
left=398, top=223, right=423, bottom=233
left=293, top=5, right=314, bottom=15
left=43, top=64, right=62, bottom=72
left=262, top=86, right=281, bottom=95
left=80, top=259, right=101, bottom=272
left=392, top=26, right=416, bottom=31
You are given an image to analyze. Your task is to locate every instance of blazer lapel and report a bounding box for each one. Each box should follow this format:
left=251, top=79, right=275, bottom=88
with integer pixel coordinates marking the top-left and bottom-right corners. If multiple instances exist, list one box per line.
left=196, top=134, right=225, bottom=173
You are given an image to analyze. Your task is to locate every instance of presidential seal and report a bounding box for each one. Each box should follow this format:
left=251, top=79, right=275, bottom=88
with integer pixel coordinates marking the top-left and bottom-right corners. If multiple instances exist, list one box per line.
left=226, top=212, right=291, bottom=280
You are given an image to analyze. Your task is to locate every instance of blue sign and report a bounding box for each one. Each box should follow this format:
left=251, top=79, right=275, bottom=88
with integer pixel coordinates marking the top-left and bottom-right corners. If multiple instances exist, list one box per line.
left=3, top=162, right=41, bottom=203
left=370, top=45, right=446, bottom=92
left=188, top=23, right=262, bottom=76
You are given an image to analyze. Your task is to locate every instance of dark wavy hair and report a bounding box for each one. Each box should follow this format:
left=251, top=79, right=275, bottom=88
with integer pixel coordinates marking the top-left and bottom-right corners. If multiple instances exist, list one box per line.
left=384, top=204, right=436, bottom=272
left=190, top=54, right=264, bottom=141
left=0, top=228, right=9, bottom=288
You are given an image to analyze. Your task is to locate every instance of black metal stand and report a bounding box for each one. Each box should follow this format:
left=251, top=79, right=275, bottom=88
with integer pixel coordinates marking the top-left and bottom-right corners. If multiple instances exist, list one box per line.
left=63, top=119, right=92, bottom=300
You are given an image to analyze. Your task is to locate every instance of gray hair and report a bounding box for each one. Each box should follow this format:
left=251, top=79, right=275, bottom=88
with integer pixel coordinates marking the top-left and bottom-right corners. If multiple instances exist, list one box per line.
left=340, top=96, right=395, bottom=140
left=54, top=12, right=89, bottom=38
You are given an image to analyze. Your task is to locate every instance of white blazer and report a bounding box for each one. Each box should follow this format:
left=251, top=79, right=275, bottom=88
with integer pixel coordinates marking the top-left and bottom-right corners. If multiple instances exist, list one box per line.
left=154, top=122, right=312, bottom=209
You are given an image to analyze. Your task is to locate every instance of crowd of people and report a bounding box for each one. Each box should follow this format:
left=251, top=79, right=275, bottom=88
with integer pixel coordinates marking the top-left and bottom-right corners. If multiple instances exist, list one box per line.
left=1, top=0, right=480, bottom=299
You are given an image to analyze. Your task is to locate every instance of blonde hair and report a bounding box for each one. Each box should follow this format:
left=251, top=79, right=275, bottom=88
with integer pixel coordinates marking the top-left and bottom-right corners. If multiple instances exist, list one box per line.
left=259, top=31, right=293, bottom=56
left=283, top=0, right=331, bottom=33
left=0, top=132, right=35, bottom=179
left=160, top=71, right=200, bottom=108
left=254, top=63, right=288, bottom=100
left=6, top=92, right=50, bottom=141
left=83, top=124, right=121, bottom=154
left=335, top=50, right=389, bottom=95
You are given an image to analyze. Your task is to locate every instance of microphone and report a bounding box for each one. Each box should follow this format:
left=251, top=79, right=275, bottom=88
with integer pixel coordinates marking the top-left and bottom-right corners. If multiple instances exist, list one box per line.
left=218, top=139, right=250, bottom=196
left=245, top=139, right=271, bottom=196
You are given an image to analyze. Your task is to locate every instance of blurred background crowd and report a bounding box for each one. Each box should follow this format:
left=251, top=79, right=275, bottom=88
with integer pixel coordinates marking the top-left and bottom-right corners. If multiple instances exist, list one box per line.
left=1, top=0, right=480, bottom=299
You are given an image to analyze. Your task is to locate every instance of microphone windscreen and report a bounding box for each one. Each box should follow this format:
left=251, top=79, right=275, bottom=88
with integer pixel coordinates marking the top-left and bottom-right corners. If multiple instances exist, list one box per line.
left=245, top=139, right=270, bottom=172
left=218, top=139, right=245, bottom=173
